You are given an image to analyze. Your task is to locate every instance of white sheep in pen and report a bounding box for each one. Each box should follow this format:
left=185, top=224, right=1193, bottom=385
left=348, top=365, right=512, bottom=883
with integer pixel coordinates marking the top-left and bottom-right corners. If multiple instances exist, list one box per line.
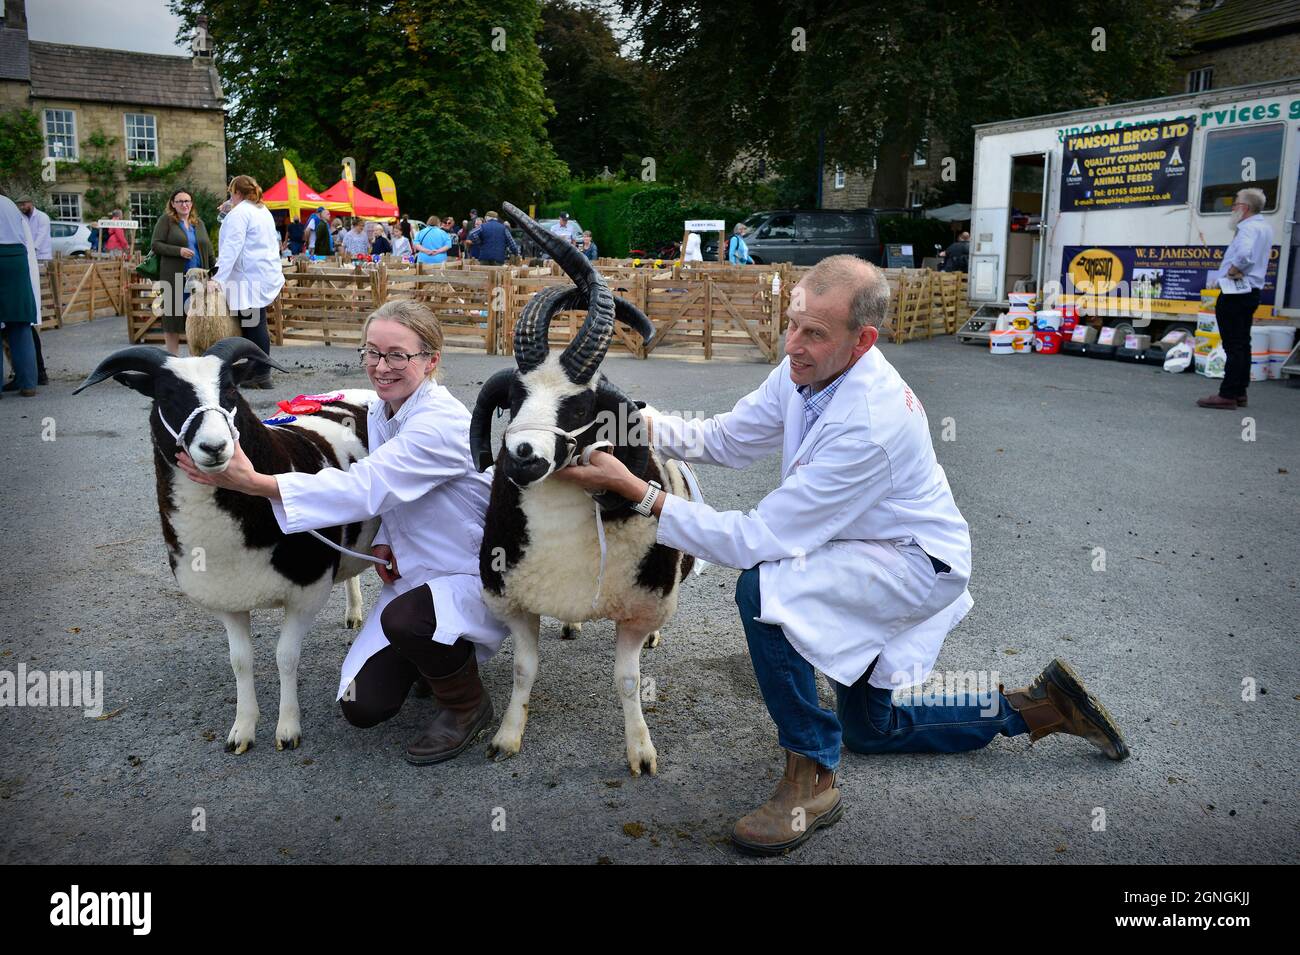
left=75, top=338, right=379, bottom=752
left=469, top=203, right=696, bottom=776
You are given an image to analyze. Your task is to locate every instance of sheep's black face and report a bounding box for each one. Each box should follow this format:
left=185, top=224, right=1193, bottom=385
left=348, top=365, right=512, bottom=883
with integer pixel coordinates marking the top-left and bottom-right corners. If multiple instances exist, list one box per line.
left=500, top=367, right=598, bottom=488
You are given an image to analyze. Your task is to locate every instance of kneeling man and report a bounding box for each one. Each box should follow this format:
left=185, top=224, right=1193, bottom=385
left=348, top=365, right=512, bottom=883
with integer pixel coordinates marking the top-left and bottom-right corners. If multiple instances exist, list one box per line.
left=558, top=255, right=1128, bottom=855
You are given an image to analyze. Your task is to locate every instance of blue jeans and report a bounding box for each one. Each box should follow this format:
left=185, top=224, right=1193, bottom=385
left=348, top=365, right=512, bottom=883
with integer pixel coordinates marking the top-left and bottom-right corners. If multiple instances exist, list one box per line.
left=2, top=323, right=38, bottom=390
left=736, top=567, right=1028, bottom=769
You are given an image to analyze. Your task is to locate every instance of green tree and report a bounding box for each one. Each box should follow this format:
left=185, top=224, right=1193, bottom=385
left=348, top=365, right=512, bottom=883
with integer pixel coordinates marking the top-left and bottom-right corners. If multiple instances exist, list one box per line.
left=538, top=1, right=651, bottom=179
left=170, top=0, right=568, bottom=217
left=623, top=0, right=1190, bottom=206
left=0, top=108, right=46, bottom=201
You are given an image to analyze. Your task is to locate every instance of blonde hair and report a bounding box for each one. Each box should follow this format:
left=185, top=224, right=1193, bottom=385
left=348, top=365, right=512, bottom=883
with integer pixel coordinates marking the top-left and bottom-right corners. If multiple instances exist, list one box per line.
left=364, top=300, right=444, bottom=377
left=228, top=175, right=264, bottom=205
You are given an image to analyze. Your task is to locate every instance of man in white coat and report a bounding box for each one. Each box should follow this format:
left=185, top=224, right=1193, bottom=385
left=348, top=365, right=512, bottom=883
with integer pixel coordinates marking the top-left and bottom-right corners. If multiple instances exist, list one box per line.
left=559, top=255, right=1129, bottom=854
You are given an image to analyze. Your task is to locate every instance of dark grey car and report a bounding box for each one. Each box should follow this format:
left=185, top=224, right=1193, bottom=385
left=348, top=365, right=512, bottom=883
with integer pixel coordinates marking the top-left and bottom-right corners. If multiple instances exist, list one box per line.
left=706, top=210, right=882, bottom=265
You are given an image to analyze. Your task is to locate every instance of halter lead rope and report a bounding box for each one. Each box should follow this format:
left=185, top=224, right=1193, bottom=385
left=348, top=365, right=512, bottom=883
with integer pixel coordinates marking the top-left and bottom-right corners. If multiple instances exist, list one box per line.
left=166, top=405, right=393, bottom=572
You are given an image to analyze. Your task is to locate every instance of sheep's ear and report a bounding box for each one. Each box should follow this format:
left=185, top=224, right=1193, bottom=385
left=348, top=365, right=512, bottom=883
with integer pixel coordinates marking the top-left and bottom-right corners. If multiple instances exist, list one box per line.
left=113, top=372, right=155, bottom=397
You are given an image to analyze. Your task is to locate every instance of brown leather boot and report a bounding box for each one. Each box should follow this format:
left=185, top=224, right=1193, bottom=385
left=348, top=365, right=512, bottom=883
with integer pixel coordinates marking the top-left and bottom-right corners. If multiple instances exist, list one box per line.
left=404, top=655, right=493, bottom=766
left=732, top=750, right=843, bottom=856
left=1002, top=659, right=1130, bottom=760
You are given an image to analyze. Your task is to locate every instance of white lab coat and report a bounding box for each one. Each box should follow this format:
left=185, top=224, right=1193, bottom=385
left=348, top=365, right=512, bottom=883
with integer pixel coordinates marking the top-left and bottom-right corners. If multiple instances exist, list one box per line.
left=269, top=379, right=507, bottom=698
left=652, top=348, right=973, bottom=690
left=214, top=200, right=286, bottom=311
left=683, top=233, right=703, bottom=262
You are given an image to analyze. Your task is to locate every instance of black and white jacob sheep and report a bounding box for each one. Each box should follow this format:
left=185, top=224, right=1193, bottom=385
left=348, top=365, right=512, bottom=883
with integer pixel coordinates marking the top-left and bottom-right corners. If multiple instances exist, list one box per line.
left=75, top=338, right=379, bottom=753
left=470, top=202, right=696, bottom=776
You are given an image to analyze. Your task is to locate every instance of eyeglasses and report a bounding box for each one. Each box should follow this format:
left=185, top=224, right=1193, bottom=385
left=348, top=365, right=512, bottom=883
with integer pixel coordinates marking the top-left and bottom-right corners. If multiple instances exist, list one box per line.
left=174, top=199, right=193, bottom=205
left=357, top=347, right=431, bottom=370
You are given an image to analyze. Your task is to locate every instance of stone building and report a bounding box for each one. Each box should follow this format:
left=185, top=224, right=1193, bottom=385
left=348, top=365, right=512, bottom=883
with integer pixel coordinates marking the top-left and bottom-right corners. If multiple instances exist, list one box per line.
left=819, top=131, right=951, bottom=212
left=0, top=0, right=226, bottom=231
left=1173, top=0, right=1300, bottom=93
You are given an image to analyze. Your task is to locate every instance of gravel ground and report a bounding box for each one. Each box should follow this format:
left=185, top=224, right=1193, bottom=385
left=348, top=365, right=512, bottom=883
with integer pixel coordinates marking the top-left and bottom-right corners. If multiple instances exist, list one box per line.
left=1, top=316, right=1296, bottom=864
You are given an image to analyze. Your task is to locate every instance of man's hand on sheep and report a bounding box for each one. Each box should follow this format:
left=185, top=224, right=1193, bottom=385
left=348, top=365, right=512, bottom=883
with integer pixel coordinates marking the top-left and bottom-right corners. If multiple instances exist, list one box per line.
left=555, top=450, right=667, bottom=516
left=176, top=442, right=282, bottom=499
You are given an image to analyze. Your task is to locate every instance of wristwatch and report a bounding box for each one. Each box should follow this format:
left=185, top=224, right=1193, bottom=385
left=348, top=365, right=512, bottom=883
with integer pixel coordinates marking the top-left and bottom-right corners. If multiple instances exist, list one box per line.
left=633, top=480, right=663, bottom=516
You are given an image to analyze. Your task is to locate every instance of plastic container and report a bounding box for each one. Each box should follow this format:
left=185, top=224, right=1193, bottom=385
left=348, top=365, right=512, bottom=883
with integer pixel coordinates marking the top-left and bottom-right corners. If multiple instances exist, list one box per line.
left=989, top=330, right=1015, bottom=355
left=1034, top=330, right=1062, bottom=354
left=1034, top=310, right=1063, bottom=331
left=1011, top=330, right=1034, bottom=354
left=1266, top=324, right=1296, bottom=379
left=1008, top=292, right=1036, bottom=312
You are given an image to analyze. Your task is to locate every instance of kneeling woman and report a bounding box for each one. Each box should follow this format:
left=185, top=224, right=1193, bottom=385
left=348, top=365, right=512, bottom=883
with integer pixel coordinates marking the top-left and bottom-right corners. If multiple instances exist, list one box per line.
left=176, top=300, right=506, bottom=764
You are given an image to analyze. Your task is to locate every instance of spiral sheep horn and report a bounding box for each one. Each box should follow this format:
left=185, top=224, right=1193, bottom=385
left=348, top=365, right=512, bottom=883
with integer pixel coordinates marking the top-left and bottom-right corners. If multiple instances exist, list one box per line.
left=74, top=345, right=168, bottom=394
left=469, top=368, right=517, bottom=472
left=502, top=201, right=616, bottom=385
left=512, top=284, right=582, bottom=375
left=204, top=337, right=291, bottom=373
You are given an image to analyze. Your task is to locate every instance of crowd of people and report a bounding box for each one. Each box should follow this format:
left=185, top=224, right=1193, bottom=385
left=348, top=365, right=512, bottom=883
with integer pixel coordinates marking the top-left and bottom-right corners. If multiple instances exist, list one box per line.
left=269, top=204, right=600, bottom=267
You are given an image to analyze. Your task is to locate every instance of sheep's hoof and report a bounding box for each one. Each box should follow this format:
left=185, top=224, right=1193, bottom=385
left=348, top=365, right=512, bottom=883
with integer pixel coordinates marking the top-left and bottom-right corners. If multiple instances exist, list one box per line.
left=626, top=739, right=658, bottom=777
left=344, top=614, right=364, bottom=630
left=275, top=726, right=302, bottom=751
left=560, top=622, right=581, bottom=640
left=226, top=715, right=257, bottom=754
left=486, top=730, right=521, bottom=762
left=645, top=630, right=661, bottom=649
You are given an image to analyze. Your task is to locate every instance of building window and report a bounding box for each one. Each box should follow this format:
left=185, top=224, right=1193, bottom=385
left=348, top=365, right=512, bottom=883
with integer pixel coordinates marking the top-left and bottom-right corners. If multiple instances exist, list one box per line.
left=834, top=165, right=845, bottom=189
left=907, top=180, right=924, bottom=208
left=129, top=191, right=163, bottom=234
left=1198, top=123, right=1283, bottom=214
left=50, top=193, right=82, bottom=222
left=913, top=138, right=929, bottom=167
left=124, top=113, right=158, bottom=164
left=43, top=109, right=78, bottom=160
left=1187, top=67, right=1213, bottom=93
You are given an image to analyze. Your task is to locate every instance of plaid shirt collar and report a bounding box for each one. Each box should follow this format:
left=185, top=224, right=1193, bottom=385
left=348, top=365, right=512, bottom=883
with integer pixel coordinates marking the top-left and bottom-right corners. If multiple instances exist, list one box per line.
left=798, top=367, right=850, bottom=438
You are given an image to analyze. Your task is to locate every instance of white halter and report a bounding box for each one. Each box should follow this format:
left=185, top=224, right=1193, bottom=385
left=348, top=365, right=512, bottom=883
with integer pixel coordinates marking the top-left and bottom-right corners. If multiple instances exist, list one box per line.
left=504, top=417, right=615, bottom=608
left=158, top=404, right=240, bottom=447
left=503, top=417, right=599, bottom=470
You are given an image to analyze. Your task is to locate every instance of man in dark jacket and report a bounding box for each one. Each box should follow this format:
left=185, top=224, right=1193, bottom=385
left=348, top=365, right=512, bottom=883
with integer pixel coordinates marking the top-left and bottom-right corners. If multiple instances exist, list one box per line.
left=305, top=207, right=333, bottom=256
left=941, top=231, right=970, bottom=273
left=468, top=211, right=520, bottom=265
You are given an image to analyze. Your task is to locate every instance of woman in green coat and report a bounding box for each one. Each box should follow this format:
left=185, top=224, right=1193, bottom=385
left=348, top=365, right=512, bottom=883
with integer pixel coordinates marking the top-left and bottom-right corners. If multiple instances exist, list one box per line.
left=151, top=188, right=215, bottom=356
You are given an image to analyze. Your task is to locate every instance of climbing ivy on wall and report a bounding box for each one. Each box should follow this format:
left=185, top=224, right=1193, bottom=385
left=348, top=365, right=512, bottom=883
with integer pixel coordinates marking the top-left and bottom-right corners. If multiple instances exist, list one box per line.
left=71, top=128, right=210, bottom=219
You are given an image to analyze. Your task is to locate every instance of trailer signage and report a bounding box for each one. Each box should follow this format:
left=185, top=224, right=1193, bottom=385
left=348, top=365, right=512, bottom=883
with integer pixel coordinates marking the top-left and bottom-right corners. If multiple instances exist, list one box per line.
left=1061, top=244, right=1278, bottom=318
left=1060, top=119, right=1194, bottom=211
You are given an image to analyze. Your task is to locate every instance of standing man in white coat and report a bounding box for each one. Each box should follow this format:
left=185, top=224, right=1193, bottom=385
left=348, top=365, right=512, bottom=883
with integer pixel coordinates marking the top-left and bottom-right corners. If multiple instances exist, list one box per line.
left=178, top=301, right=508, bottom=764
left=559, top=255, right=1129, bottom=854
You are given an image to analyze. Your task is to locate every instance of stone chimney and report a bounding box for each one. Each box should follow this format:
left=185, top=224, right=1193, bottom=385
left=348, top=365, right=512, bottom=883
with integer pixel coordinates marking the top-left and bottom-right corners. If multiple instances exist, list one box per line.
left=190, top=14, right=212, bottom=63
left=2, top=0, right=30, bottom=31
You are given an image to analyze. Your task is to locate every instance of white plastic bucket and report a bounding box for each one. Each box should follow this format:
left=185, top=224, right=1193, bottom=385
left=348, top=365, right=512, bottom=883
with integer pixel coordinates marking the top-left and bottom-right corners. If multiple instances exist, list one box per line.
left=1008, top=292, right=1035, bottom=312
left=1035, top=309, right=1062, bottom=331
left=989, top=330, right=1015, bottom=355
left=1267, top=325, right=1296, bottom=379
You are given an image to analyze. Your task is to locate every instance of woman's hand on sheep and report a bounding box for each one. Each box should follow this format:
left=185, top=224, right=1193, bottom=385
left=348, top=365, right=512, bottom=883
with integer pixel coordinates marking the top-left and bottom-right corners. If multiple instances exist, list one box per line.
left=554, top=450, right=641, bottom=499
left=372, top=545, right=400, bottom=584
left=176, top=442, right=280, bottom=499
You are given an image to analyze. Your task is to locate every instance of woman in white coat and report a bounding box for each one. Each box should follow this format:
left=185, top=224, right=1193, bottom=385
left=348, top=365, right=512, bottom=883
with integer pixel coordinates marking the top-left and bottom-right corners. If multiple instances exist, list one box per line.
left=214, top=175, right=286, bottom=389
left=176, top=300, right=507, bottom=765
